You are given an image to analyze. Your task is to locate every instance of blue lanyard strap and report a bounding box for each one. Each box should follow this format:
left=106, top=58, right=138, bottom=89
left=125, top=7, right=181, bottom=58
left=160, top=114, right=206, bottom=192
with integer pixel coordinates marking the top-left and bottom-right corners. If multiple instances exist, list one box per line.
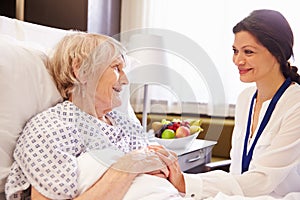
left=242, top=78, right=291, bottom=173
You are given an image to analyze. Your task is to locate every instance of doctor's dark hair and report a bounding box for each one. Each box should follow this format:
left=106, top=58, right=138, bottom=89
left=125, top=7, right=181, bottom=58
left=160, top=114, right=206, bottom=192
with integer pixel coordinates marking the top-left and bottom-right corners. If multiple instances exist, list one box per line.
left=233, top=9, right=300, bottom=84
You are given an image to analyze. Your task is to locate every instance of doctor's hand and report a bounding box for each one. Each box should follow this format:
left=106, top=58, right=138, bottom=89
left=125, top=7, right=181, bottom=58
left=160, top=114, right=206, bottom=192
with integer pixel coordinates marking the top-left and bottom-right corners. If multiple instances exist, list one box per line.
left=111, top=147, right=169, bottom=178
left=151, top=145, right=186, bottom=193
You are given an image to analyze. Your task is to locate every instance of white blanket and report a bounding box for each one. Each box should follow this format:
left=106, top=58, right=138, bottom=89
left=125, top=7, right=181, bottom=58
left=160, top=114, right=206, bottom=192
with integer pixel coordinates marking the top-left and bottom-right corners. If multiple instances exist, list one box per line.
left=77, top=149, right=191, bottom=200
left=206, top=192, right=300, bottom=200
left=78, top=150, right=300, bottom=200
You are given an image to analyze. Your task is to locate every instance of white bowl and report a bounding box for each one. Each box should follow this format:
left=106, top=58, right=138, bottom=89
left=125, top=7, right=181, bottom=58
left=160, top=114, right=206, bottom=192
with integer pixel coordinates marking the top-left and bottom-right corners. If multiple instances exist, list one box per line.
left=155, top=132, right=199, bottom=150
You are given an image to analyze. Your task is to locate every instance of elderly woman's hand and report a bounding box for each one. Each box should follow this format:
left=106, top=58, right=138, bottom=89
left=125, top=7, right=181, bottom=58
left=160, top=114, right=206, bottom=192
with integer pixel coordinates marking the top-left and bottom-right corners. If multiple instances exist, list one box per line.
left=111, top=147, right=170, bottom=178
left=149, top=145, right=186, bottom=193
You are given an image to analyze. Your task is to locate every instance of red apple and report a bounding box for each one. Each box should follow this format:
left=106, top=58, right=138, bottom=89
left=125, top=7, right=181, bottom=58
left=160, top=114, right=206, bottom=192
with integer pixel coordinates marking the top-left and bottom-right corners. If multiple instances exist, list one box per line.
left=175, top=126, right=190, bottom=138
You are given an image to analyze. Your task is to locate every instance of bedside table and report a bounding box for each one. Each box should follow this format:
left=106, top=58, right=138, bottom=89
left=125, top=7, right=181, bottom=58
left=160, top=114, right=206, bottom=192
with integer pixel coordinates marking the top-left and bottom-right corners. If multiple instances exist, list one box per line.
left=172, top=139, right=217, bottom=172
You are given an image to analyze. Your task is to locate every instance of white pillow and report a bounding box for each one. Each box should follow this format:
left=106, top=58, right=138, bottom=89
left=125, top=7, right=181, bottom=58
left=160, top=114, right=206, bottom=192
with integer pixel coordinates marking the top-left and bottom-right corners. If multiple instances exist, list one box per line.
left=0, top=16, right=71, bottom=54
left=0, top=35, right=63, bottom=192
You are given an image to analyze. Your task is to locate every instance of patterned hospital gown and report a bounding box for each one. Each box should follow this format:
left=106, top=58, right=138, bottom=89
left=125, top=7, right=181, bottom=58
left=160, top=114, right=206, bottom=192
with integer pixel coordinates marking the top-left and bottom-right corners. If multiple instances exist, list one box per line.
left=5, top=101, right=148, bottom=200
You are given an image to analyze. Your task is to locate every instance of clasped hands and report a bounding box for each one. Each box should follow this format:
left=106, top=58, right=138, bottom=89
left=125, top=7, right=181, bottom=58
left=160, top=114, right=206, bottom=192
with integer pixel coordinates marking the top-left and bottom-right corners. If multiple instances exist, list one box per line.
left=111, top=145, right=178, bottom=179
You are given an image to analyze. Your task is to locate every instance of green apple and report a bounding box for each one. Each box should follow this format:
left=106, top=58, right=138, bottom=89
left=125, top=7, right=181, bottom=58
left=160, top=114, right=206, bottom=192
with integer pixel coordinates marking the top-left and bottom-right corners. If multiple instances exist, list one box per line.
left=161, top=129, right=175, bottom=139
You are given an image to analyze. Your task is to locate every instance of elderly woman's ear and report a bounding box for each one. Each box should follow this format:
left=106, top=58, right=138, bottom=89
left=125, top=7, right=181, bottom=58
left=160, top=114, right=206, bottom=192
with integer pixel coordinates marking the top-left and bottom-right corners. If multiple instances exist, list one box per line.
left=72, top=57, right=80, bottom=78
left=72, top=58, right=87, bottom=84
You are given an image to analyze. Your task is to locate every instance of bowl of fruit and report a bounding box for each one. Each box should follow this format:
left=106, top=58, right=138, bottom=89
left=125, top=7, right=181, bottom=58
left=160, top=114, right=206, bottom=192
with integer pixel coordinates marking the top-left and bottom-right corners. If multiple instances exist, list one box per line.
left=151, top=118, right=204, bottom=149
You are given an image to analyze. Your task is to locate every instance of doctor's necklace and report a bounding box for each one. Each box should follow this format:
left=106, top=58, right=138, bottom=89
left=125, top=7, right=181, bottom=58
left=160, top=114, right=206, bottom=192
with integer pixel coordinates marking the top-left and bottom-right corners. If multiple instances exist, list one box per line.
left=241, top=77, right=292, bottom=173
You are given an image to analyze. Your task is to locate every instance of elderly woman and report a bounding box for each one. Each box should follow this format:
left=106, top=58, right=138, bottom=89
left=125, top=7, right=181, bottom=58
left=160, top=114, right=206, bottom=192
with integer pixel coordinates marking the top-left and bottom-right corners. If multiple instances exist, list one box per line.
left=5, top=32, right=171, bottom=200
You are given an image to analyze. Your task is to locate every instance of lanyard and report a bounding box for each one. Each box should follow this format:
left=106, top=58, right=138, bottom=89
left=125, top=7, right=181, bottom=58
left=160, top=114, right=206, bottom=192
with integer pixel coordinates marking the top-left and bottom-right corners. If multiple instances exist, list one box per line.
left=241, top=78, right=291, bottom=173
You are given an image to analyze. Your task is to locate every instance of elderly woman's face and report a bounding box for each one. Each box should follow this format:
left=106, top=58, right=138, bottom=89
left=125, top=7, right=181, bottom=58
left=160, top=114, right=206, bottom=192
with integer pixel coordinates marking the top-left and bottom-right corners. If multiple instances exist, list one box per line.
left=95, top=56, right=129, bottom=114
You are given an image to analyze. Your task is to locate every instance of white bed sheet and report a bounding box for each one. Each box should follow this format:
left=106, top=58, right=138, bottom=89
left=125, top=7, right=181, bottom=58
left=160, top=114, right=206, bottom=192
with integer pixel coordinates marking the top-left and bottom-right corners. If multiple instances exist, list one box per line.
left=206, top=192, right=300, bottom=200
left=79, top=150, right=300, bottom=200
left=77, top=149, right=192, bottom=200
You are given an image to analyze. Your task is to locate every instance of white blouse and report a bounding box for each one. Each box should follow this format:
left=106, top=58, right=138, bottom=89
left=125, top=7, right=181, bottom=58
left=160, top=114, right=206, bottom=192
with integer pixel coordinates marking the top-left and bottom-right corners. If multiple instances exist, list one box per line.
left=184, top=83, right=300, bottom=200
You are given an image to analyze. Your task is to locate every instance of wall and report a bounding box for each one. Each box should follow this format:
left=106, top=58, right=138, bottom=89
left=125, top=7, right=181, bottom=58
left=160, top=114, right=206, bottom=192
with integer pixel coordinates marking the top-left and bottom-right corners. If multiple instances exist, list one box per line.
left=24, top=0, right=87, bottom=31
left=0, top=0, right=15, bottom=18
left=0, top=0, right=87, bottom=31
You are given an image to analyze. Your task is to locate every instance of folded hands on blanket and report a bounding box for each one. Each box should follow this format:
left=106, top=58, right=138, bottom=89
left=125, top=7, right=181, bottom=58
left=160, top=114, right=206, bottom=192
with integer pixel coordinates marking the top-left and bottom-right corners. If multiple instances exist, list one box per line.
left=78, top=146, right=190, bottom=200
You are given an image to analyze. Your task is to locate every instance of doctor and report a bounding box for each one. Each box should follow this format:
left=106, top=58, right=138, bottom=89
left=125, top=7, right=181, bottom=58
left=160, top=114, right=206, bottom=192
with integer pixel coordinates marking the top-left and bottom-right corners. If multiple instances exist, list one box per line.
left=157, top=9, right=300, bottom=199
